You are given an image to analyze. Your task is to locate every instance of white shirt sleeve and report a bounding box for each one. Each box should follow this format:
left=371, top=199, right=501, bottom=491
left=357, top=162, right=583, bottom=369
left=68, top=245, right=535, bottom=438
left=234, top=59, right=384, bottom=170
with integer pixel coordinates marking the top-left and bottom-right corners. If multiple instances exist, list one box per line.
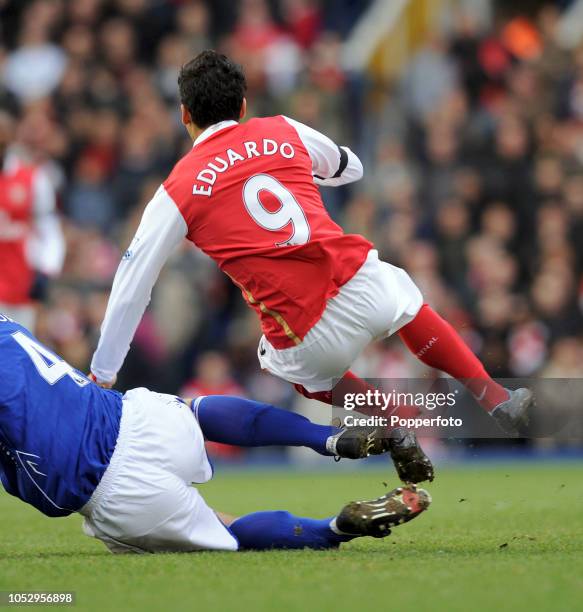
left=27, top=170, right=65, bottom=276
left=90, top=185, right=188, bottom=383
left=282, top=116, right=363, bottom=187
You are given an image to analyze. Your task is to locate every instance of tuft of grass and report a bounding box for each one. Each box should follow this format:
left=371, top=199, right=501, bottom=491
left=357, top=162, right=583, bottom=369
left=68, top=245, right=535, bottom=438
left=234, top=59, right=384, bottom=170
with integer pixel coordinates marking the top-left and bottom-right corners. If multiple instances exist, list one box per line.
left=1, top=464, right=582, bottom=612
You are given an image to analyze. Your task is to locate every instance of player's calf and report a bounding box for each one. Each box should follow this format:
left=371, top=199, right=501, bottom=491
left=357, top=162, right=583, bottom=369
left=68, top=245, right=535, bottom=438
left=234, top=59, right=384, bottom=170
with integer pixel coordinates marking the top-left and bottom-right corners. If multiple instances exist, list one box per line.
left=229, top=484, right=431, bottom=550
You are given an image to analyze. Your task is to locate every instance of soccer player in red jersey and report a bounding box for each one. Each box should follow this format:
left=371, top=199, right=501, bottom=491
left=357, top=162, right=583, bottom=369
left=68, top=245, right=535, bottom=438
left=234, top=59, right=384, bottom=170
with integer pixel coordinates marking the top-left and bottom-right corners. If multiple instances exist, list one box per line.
left=0, top=108, right=65, bottom=331
left=91, top=52, right=532, bottom=482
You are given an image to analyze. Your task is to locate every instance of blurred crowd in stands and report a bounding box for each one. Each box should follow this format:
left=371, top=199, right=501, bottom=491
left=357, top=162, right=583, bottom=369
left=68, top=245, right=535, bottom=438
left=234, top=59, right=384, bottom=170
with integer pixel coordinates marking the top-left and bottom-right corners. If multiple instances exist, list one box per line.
left=1, top=0, right=583, bottom=412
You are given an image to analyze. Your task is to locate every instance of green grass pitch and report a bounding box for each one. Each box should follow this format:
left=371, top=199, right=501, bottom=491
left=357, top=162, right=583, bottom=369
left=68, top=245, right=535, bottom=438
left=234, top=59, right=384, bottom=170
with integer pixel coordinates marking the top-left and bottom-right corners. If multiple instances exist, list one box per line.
left=1, top=463, right=582, bottom=611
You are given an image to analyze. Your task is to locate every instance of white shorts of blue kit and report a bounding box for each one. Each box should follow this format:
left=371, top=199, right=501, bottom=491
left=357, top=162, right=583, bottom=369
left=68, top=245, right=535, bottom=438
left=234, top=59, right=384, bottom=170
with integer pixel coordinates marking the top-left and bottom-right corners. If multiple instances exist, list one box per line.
left=80, top=388, right=238, bottom=554
left=258, top=249, right=423, bottom=393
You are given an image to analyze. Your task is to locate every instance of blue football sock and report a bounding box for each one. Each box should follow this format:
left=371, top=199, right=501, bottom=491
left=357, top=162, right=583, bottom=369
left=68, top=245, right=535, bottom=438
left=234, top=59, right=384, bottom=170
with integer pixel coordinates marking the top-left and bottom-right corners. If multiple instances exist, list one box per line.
left=229, top=511, right=355, bottom=550
left=195, top=395, right=338, bottom=455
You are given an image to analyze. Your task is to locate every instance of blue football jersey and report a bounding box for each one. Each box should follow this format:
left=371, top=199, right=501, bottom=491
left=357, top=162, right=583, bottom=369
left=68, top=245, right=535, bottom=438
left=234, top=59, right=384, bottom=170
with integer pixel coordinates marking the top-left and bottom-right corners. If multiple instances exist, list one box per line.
left=0, top=314, right=122, bottom=517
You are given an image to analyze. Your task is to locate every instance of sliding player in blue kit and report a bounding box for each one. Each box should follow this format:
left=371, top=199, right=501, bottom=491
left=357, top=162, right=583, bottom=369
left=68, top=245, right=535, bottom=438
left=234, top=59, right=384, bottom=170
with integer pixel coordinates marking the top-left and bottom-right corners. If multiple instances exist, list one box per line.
left=0, top=313, right=430, bottom=553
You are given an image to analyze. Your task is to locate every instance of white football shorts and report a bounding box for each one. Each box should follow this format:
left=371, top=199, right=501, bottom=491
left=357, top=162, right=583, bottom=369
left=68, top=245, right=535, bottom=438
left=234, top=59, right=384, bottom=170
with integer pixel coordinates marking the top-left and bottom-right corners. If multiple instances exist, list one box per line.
left=258, top=249, right=423, bottom=392
left=80, top=388, right=238, bottom=553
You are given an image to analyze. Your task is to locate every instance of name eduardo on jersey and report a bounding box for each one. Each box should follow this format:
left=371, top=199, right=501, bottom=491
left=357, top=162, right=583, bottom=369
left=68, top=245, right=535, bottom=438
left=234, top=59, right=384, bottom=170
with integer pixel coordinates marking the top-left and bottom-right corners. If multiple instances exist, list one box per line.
left=193, top=138, right=296, bottom=197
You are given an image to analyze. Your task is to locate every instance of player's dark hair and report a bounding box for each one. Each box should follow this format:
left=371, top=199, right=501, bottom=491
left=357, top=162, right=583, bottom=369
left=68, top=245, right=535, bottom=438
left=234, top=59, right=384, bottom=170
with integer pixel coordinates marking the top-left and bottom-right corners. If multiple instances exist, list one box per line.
left=178, top=50, right=247, bottom=129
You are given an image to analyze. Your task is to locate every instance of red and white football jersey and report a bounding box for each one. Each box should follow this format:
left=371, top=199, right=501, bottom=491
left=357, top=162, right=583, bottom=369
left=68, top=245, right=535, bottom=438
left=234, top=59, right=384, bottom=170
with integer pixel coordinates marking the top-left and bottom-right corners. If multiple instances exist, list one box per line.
left=91, top=116, right=371, bottom=381
left=0, top=160, right=64, bottom=305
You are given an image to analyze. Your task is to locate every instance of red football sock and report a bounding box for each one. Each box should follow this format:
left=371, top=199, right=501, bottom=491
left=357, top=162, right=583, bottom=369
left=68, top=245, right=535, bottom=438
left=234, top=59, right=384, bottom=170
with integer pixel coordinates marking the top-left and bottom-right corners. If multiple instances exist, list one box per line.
left=398, top=304, right=508, bottom=412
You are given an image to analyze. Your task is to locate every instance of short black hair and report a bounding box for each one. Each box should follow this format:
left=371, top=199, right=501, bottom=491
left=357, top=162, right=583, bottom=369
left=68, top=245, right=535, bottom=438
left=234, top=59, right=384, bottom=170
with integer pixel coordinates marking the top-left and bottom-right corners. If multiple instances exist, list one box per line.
left=178, top=50, right=247, bottom=129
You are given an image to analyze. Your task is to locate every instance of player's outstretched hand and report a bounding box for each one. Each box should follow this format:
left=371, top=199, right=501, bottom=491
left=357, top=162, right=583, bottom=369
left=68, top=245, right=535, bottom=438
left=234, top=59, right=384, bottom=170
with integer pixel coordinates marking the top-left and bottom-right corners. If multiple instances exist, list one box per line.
left=88, top=373, right=117, bottom=389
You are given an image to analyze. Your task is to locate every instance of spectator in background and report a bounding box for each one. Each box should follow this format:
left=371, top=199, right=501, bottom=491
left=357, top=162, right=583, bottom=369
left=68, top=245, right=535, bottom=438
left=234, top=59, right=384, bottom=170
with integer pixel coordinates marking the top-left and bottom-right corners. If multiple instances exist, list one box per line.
left=3, top=1, right=67, bottom=102
left=181, top=351, right=246, bottom=400
left=65, top=151, right=116, bottom=231
left=181, top=352, right=247, bottom=460
left=402, top=35, right=459, bottom=122
left=0, top=108, right=65, bottom=331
